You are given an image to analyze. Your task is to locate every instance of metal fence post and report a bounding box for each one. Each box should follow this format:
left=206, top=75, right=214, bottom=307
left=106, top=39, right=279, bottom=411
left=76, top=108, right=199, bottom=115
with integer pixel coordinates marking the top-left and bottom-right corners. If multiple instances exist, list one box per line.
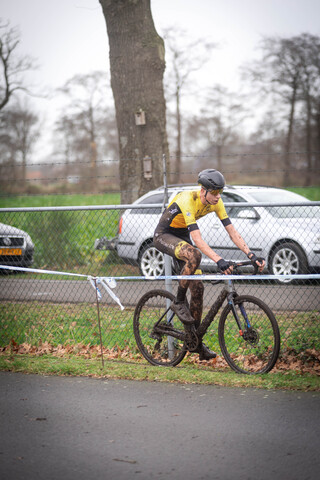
left=162, top=154, right=175, bottom=358
left=162, top=153, right=173, bottom=291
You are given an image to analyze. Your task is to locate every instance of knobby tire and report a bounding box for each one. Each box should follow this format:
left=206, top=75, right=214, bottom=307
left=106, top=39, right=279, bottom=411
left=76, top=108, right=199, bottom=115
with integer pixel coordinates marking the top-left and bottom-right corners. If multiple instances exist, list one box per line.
left=133, top=289, right=187, bottom=367
left=218, top=295, right=280, bottom=374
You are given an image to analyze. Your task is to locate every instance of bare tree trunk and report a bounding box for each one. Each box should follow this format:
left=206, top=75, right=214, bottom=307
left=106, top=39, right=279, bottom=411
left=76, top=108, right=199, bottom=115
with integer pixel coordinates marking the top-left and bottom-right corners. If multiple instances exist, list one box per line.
left=88, top=106, right=98, bottom=192
left=21, top=151, right=26, bottom=190
left=99, top=0, right=169, bottom=203
left=9, top=150, right=16, bottom=190
left=217, top=144, right=222, bottom=172
left=304, top=92, right=312, bottom=186
left=283, top=88, right=297, bottom=186
left=90, top=141, right=97, bottom=192
left=174, top=85, right=181, bottom=183
left=316, top=108, right=320, bottom=185
left=64, top=141, right=70, bottom=181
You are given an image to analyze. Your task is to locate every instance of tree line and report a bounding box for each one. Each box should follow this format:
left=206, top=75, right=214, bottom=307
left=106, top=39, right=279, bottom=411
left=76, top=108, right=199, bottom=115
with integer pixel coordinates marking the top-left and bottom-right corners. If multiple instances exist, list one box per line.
left=1, top=12, right=320, bottom=199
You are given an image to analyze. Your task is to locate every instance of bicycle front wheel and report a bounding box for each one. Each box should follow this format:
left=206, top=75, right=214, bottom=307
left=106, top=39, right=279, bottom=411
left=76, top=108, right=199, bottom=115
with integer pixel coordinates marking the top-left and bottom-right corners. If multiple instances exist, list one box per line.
left=218, top=295, right=280, bottom=374
left=133, top=289, right=187, bottom=367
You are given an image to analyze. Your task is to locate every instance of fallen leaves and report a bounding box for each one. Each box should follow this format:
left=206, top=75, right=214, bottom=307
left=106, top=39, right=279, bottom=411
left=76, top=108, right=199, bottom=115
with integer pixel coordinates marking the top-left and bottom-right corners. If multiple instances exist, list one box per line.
left=0, top=339, right=135, bottom=360
left=272, top=348, right=320, bottom=375
left=1, top=339, right=319, bottom=375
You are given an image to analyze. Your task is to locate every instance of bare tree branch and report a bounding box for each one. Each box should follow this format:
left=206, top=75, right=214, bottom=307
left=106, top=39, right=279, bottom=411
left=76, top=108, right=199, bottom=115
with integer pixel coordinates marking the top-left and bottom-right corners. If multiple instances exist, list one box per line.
left=0, top=20, right=37, bottom=110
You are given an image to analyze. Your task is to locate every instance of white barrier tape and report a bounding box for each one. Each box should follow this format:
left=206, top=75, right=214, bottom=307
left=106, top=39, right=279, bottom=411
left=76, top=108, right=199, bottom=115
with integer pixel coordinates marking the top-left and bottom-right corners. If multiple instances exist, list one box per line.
left=110, top=273, right=320, bottom=281
left=0, top=264, right=87, bottom=277
left=0, top=264, right=319, bottom=282
left=0, top=265, right=125, bottom=309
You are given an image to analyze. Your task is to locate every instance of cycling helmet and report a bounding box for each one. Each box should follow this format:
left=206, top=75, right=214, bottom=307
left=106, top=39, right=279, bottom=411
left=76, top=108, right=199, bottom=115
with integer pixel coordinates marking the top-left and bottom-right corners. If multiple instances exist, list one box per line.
left=198, top=169, right=225, bottom=191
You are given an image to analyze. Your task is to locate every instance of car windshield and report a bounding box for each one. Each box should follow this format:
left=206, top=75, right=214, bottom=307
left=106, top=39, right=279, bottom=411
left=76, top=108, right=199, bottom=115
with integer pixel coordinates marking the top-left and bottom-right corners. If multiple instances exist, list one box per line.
left=249, top=189, right=319, bottom=218
left=249, top=189, right=307, bottom=203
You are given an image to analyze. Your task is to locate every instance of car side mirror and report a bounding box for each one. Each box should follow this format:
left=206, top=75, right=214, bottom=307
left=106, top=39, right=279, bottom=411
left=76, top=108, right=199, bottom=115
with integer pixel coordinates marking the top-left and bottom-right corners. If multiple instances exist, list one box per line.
left=237, top=209, right=259, bottom=220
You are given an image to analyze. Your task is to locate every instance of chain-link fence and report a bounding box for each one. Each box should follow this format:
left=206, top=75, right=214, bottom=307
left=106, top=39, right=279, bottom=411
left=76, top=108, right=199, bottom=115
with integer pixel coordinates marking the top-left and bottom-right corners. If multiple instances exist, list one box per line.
left=0, top=193, right=319, bottom=373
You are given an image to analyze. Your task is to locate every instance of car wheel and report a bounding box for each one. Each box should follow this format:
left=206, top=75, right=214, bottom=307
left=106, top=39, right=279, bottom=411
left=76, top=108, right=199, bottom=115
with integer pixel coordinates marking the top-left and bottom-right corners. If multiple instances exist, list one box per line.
left=269, top=242, right=308, bottom=284
left=139, top=243, right=165, bottom=278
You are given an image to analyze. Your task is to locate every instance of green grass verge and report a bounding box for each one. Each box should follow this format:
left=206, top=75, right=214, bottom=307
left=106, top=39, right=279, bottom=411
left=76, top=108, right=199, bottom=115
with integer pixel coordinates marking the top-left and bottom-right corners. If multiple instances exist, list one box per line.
left=0, top=193, right=121, bottom=208
left=287, top=186, right=320, bottom=201
left=0, top=188, right=318, bottom=205
left=0, top=193, right=123, bottom=276
left=0, top=354, right=319, bottom=391
left=0, top=302, right=136, bottom=348
left=1, top=301, right=319, bottom=391
left=2, top=302, right=319, bottom=355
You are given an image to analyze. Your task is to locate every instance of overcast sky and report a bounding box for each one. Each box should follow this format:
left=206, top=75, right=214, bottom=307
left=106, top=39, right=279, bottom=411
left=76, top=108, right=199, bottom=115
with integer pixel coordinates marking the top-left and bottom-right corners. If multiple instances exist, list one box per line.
left=1, top=0, right=320, bottom=161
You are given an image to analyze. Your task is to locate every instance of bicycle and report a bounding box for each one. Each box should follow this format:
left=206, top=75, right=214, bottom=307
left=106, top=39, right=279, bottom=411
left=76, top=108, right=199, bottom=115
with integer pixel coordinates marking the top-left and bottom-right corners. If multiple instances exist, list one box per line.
left=133, top=261, right=280, bottom=374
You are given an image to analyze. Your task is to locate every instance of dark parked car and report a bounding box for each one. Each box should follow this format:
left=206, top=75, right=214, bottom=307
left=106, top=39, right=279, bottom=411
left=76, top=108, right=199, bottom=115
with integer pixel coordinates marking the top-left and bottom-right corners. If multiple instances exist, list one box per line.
left=0, top=223, right=34, bottom=269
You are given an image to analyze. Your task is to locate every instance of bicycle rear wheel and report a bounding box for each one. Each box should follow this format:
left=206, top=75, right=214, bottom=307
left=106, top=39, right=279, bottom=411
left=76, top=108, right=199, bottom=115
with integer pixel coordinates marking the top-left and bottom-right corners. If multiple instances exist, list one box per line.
left=133, top=289, right=187, bottom=367
left=218, top=295, right=280, bottom=374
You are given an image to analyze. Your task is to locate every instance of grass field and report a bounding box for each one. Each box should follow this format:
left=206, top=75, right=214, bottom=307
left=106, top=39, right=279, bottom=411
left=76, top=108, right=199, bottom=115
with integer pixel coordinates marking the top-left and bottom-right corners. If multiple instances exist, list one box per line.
left=1, top=300, right=319, bottom=391
left=287, top=187, right=320, bottom=201
left=0, top=301, right=135, bottom=351
left=0, top=193, right=121, bottom=208
left=1, top=301, right=319, bottom=366
left=0, top=187, right=319, bottom=208
left=0, top=193, right=123, bottom=276
left=1, top=353, right=319, bottom=391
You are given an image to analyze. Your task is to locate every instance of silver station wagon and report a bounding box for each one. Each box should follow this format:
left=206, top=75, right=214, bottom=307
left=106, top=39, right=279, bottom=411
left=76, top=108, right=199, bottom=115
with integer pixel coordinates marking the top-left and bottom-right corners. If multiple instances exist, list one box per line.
left=100, top=185, right=320, bottom=283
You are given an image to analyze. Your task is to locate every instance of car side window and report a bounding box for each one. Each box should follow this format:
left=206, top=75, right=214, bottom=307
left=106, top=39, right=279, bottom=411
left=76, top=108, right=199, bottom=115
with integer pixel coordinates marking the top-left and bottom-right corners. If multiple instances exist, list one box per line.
left=222, top=192, right=257, bottom=219
left=221, top=192, right=245, bottom=217
left=131, top=193, right=164, bottom=215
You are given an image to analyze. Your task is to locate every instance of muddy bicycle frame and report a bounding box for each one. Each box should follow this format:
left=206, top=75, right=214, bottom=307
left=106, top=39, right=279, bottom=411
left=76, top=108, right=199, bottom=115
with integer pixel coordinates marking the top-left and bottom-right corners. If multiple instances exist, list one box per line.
left=160, top=261, right=257, bottom=351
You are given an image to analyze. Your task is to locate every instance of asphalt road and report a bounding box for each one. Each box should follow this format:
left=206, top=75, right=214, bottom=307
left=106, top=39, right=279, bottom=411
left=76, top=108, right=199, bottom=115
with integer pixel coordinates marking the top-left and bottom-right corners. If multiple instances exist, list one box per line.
left=0, top=278, right=319, bottom=311
left=0, top=372, right=319, bottom=480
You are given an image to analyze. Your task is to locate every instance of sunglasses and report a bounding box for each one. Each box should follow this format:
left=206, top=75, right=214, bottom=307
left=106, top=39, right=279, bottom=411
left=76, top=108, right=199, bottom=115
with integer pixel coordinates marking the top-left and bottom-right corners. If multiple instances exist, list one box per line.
left=208, top=188, right=223, bottom=195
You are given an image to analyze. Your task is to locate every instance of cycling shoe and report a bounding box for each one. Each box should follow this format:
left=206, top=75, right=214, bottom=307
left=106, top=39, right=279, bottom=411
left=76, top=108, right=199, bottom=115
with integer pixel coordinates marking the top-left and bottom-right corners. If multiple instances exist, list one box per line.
left=198, top=343, right=217, bottom=361
left=171, top=300, right=195, bottom=325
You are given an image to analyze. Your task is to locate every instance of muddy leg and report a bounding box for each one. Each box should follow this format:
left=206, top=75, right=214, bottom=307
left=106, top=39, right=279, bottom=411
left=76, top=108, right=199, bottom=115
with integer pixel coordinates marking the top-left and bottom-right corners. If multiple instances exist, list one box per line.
left=175, top=243, right=202, bottom=302
left=189, top=280, right=204, bottom=330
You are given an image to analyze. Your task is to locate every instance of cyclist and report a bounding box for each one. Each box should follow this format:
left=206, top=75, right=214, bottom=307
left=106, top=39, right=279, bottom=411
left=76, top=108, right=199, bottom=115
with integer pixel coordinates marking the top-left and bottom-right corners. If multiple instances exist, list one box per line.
left=153, top=168, right=265, bottom=361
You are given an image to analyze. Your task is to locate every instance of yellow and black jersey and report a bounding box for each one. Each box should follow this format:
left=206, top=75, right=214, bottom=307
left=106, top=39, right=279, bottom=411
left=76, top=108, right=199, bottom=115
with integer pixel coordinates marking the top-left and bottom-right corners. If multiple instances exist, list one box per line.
left=155, top=190, right=231, bottom=235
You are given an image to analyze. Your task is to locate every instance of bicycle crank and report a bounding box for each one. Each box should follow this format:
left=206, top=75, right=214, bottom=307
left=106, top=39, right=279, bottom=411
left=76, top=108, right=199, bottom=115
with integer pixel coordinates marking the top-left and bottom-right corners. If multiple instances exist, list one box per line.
left=184, top=325, right=199, bottom=352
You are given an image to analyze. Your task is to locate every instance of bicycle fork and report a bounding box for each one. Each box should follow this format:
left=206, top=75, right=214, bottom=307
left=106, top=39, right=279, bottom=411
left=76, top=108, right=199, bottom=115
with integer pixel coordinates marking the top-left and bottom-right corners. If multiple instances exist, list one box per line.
left=227, top=280, right=251, bottom=336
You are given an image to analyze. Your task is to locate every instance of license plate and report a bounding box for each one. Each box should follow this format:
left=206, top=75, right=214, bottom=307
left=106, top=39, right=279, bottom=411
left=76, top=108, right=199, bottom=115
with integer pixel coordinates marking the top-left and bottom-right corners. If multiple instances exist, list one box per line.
left=0, top=248, right=22, bottom=255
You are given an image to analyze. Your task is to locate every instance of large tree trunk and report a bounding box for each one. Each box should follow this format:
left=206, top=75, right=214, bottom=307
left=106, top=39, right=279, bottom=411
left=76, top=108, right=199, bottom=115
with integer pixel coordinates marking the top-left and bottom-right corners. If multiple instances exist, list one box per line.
left=99, top=0, right=169, bottom=203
